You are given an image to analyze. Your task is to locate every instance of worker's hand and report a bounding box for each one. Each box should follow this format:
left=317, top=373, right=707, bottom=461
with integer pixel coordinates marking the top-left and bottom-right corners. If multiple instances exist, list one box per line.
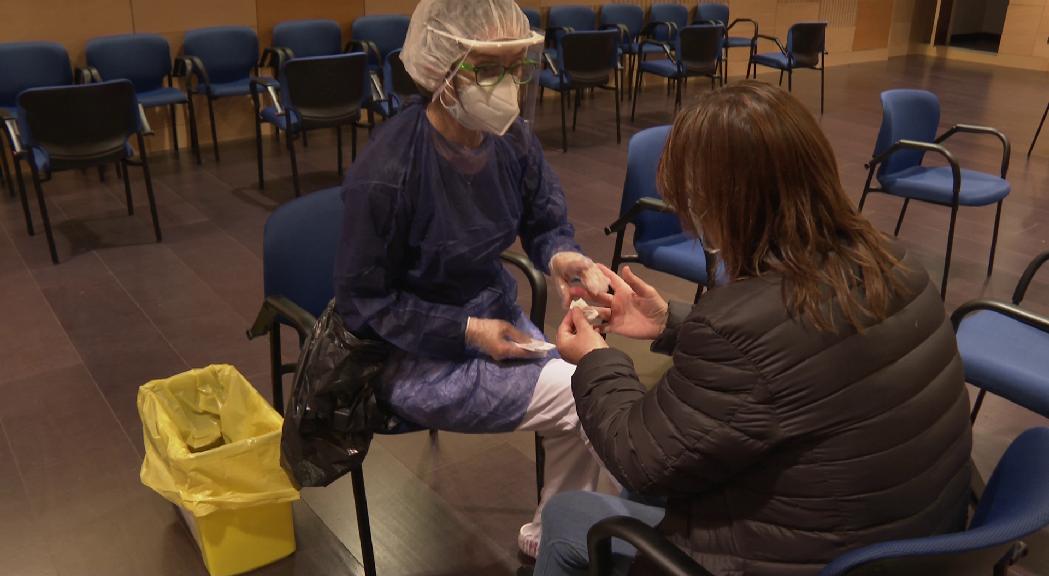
left=592, top=264, right=669, bottom=341
left=466, top=318, right=544, bottom=361
left=557, top=308, right=609, bottom=365
left=550, top=252, right=611, bottom=309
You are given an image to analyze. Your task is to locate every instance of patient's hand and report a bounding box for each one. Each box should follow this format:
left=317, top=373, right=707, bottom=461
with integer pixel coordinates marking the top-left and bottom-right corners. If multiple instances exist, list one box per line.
left=557, top=308, right=608, bottom=364
left=593, top=264, right=669, bottom=341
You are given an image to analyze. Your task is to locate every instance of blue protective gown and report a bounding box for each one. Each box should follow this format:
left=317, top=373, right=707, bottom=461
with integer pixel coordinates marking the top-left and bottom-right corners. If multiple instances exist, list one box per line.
left=334, top=99, right=580, bottom=433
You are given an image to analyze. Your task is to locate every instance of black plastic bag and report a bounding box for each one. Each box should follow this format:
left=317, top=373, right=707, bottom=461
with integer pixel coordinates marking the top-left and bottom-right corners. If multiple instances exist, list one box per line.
left=281, top=300, right=399, bottom=488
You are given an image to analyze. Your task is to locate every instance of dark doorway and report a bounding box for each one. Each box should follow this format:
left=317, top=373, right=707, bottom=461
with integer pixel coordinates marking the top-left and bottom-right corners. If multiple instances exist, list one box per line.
left=938, top=0, right=1010, bottom=52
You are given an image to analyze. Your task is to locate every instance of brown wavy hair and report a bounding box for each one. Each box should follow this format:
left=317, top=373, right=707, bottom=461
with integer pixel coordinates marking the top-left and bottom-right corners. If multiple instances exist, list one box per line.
left=658, top=81, right=903, bottom=331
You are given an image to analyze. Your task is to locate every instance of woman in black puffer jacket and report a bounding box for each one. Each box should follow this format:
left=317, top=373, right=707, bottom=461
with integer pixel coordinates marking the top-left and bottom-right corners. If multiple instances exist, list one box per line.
left=534, top=82, right=972, bottom=576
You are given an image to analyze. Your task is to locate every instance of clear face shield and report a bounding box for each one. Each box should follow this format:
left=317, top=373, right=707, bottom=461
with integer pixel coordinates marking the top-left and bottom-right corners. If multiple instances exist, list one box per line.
left=430, top=27, right=545, bottom=136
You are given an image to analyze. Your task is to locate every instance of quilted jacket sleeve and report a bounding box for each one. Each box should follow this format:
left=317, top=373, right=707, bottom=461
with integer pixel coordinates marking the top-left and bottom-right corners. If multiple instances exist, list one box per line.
left=572, top=315, right=785, bottom=495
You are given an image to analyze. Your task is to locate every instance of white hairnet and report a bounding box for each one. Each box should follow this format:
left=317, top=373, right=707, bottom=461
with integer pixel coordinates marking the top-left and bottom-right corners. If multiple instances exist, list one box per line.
left=402, top=0, right=543, bottom=94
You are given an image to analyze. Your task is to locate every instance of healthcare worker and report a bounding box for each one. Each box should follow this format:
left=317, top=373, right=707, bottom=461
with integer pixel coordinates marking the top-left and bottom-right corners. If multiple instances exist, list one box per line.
left=334, top=0, right=609, bottom=558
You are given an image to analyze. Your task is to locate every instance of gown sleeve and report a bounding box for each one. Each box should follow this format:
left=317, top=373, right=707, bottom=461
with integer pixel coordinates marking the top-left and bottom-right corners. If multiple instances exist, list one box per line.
left=334, top=180, right=470, bottom=359
left=518, top=131, right=582, bottom=274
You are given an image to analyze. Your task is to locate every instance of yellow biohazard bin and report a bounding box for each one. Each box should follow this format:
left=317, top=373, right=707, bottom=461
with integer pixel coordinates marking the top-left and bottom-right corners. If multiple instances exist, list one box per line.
left=138, top=365, right=300, bottom=576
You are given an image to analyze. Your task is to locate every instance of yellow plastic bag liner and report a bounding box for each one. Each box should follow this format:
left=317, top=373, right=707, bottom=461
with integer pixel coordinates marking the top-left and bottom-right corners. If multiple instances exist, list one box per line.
left=138, top=365, right=300, bottom=576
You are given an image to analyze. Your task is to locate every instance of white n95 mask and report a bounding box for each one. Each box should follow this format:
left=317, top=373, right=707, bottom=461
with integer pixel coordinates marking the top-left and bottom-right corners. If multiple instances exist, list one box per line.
left=442, top=78, right=520, bottom=136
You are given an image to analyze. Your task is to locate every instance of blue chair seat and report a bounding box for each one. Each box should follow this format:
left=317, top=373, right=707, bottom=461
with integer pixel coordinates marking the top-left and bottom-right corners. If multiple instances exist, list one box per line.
left=620, top=42, right=639, bottom=55
left=136, top=86, right=188, bottom=107
left=203, top=78, right=254, bottom=98
left=750, top=51, right=791, bottom=70
left=956, top=311, right=1049, bottom=417
left=539, top=69, right=568, bottom=91
left=642, top=43, right=670, bottom=55
left=879, top=166, right=1010, bottom=207
left=726, top=36, right=753, bottom=48
left=635, top=233, right=710, bottom=285
left=27, top=143, right=133, bottom=174
left=260, top=106, right=301, bottom=131
left=639, top=59, right=682, bottom=78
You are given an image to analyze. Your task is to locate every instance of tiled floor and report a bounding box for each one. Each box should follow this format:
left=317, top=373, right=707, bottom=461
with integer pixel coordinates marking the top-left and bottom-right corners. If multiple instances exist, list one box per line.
left=0, top=54, right=1047, bottom=575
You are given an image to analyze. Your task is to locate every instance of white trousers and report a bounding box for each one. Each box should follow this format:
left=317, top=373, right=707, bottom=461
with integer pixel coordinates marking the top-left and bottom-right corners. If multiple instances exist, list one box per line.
left=515, top=359, right=612, bottom=525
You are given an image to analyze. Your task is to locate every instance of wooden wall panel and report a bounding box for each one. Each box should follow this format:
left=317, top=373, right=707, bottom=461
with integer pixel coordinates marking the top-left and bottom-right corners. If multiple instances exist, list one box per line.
left=131, top=0, right=258, bottom=35
left=365, top=0, right=420, bottom=15
left=256, top=0, right=365, bottom=46
left=853, top=0, right=893, bottom=50
left=998, top=4, right=1045, bottom=56
left=3, top=0, right=134, bottom=64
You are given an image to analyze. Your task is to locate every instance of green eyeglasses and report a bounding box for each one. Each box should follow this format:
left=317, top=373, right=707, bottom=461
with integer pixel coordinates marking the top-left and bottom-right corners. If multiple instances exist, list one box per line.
left=459, top=58, right=539, bottom=87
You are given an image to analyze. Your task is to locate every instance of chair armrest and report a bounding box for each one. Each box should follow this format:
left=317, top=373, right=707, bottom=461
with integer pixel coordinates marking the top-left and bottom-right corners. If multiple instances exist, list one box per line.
left=640, top=21, right=676, bottom=41
left=346, top=39, right=382, bottom=65
left=951, top=299, right=1049, bottom=335
left=543, top=50, right=560, bottom=77
left=936, top=124, right=1011, bottom=178
left=0, top=114, right=23, bottom=155
left=755, top=33, right=786, bottom=54
left=75, top=66, right=102, bottom=84
left=639, top=38, right=675, bottom=61
left=500, top=251, right=548, bottom=329
left=866, top=140, right=962, bottom=206
left=250, top=76, right=283, bottom=115
left=605, top=197, right=674, bottom=235
left=137, top=104, right=154, bottom=136
left=1013, top=250, right=1049, bottom=305
left=727, top=17, right=759, bottom=40
left=260, top=47, right=291, bottom=71
left=174, top=55, right=210, bottom=92
left=247, top=295, right=318, bottom=343
left=601, top=23, right=633, bottom=45
left=587, top=516, right=715, bottom=576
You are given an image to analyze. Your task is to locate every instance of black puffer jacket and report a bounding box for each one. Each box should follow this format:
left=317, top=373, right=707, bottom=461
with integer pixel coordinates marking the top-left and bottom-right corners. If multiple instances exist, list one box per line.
left=573, top=249, right=972, bottom=576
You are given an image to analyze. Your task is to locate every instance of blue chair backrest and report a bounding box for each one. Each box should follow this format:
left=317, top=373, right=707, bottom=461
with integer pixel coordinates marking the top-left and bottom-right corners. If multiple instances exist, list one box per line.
left=86, top=34, right=171, bottom=95
left=696, top=3, right=729, bottom=25
left=183, top=26, right=259, bottom=85
left=649, top=3, right=690, bottom=41
left=523, top=7, right=542, bottom=30
left=874, top=89, right=940, bottom=177
left=351, top=15, right=411, bottom=63
left=548, top=5, right=597, bottom=32
left=622, top=126, right=682, bottom=245
left=273, top=19, right=342, bottom=59
left=18, top=80, right=140, bottom=155
left=263, top=187, right=344, bottom=318
left=600, top=4, right=645, bottom=40
left=0, top=42, right=72, bottom=109
left=786, top=21, right=827, bottom=67
left=819, top=427, right=1049, bottom=576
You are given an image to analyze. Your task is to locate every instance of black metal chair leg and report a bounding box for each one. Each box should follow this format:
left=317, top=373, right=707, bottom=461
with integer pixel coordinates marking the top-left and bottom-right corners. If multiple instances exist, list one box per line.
left=614, top=73, right=621, bottom=144
left=894, top=198, right=910, bottom=237
left=269, top=321, right=284, bottom=415
left=572, top=89, right=580, bottom=132
left=631, top=65, right=644, bottom=121
left=351, top=123, right=358, bottom=161
left=779, top=69, right=784, bottom=85
left=187, top=95, right=202, bottom=165
left=255, top=119, right=265, bottom=189
left=169, top=103, right=179, bottom=156
left=1028, top=101, right=1049, bottom=157
left=941, top=204, right=960, bottom=300
left=122, top=159, right=134, bottom=215
left=970, top=388, right=988, bottom=423
left=560, top=89, right=568, bottom=153
left=351, top=468, right=378, bottom=576
left=534, top=433, right=545, bottom=504
left=1, top=142, right=13, bottom=196
left=820, top=66, right=825, bottom=116
left=29, top=165, right=58, bottom=264
left=206, top=96, right=220, bottom=162
left=288, top=133, right=301, bottom=197
left=336, top=125, right=344, bottom=178
left=674, top=77, right=682, bottom=112
left=13, top=156, right=33, bottom=236
left=137, top=133, right=162, bottom=243
left=787, top=69, right=793, bottom=92
left=302, top=129, right=310, bottom=148
left=988, top=200, right=1003, bottom=277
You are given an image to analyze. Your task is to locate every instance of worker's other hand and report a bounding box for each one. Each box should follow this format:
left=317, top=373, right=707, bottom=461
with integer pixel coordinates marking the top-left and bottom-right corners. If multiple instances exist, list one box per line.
left=466, top=318, right=544, bottom=361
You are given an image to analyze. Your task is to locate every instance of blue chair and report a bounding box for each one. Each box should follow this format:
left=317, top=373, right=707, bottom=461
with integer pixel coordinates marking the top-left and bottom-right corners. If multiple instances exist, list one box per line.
left=180, top=26, right=260, bottom=164
left=85, top=34, right=198, bottom=159
left=588, top=426, right=1049, bottom=576
left=539, top=29, right=621, bottom=153
left=953, top=250, right=1049, bottom=423
left=347, top=15, right=411, bottom=123
left=600, top=4, right=645, bottom=101
left=695, top=3, right=758, bottom=82
left=647, top=3, right=690, bottom=45
left=546, top=5, right=597, bottom=62
left=631, top=23, right=724, bottom=120
left=523, top=7, right=542, bottom=30
left=247, top=188, right=550, bottom=576
left=749, top=21, right=827, bottom=113
left=0, top=41, right=72, bottom=234
left=17, top=80, right=161, bottom=264
left=251, top=53, right=368, bottom=196
left=860, top=89, right=1010, bottom=299
left=374, top=48, right=419, bottom=118
left=270, top=19, right=342, bottom=62
left=605, top=126, right=719, bottom=303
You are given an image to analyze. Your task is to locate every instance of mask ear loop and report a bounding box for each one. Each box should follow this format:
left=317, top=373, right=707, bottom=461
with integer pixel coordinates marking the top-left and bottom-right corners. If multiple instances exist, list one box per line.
left=434, top=46, right=473, bottom=110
